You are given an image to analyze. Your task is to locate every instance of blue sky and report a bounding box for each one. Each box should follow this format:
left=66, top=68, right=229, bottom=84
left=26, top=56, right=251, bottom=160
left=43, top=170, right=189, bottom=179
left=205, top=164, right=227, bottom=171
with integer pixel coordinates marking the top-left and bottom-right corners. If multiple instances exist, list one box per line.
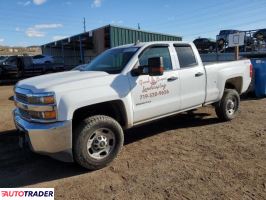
left=0, top=0, right=266, bottom=46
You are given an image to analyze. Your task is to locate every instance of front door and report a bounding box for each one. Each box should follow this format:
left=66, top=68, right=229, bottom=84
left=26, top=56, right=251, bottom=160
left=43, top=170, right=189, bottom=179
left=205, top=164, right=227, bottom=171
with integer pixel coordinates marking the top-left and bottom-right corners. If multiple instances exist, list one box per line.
left=128, top=45, right=180, bottom=123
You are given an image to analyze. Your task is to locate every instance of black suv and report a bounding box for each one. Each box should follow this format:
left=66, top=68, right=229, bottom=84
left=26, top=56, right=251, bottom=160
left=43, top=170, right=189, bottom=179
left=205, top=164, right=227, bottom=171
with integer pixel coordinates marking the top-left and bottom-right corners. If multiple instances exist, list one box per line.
left=0, top=56, right=65, bottom=79
left=0, top=56, right=33, bottom=78
left=193, top=38, right=216, bottom=53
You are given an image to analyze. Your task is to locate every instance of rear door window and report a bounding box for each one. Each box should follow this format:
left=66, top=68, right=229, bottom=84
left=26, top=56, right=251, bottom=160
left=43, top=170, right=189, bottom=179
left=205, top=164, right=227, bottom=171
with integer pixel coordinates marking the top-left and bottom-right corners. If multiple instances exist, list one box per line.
left=174, top=44, right=197, bottom=68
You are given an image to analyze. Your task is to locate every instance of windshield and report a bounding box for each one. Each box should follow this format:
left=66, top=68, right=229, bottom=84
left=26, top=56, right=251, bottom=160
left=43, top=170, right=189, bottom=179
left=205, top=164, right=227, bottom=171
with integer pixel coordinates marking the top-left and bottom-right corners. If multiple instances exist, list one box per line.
left=1, top=56, right=16, bottom=63
left=80, top=47, right=139, bottom=74
left=1, top=57, right=9, bottom=62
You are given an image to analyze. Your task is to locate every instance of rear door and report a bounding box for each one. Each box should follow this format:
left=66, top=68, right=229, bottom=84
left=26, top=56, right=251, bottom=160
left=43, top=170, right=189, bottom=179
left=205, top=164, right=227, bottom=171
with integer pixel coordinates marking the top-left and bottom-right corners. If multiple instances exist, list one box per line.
left=174, top=44, right=206, bottom=109
left=22, top=57, right=36, bottom=75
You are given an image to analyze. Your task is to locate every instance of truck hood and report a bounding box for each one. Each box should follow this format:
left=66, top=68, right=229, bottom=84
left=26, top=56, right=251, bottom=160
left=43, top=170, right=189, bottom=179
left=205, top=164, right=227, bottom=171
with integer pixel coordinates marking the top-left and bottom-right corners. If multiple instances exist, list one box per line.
left=17, top=71, right=110, bottom=93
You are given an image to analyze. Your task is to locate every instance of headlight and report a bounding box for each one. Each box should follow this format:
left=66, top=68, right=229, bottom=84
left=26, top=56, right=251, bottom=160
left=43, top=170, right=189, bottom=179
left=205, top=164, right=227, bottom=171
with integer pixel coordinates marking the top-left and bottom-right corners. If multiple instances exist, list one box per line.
left=15, top=90, right=57, bottom=122
left=28, top=95, right=55, bottom=105
left=28, top=93, right=55, bottom=105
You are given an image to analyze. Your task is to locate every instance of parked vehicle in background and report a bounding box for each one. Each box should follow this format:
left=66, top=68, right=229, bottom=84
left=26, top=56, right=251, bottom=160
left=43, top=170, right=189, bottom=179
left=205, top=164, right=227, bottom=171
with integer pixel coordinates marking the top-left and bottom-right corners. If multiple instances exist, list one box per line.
left=0, top=56, right=37, bottom=78
left=13, top=41, right=252, bottom=170
left=32, top=55, right=54, bottom=64
left=0, top=56, right=7, bottom=62
left=0, top=56, right=15, bottom=65
left=217, top=29, right=254, bottom=52
left=253, top=28, right=266, bottom=41
left=0, top=56, right=19, bottom=77
left=0, top=55, right=65, bottom=78
left=216, top=30, right=240, bottom=49
left=193, top=38, right=216, bottom=53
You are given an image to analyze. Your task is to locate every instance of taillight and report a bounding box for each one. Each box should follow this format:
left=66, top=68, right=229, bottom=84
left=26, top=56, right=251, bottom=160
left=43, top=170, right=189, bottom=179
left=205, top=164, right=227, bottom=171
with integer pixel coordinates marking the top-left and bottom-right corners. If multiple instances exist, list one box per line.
left=250, top=64, right=253, bottom=78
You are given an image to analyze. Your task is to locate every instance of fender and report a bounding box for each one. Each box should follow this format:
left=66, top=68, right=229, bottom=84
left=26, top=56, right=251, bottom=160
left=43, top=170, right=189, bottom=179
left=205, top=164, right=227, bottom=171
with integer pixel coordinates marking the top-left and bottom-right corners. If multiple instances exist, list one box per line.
left=56, top=75, right=134, bottom=128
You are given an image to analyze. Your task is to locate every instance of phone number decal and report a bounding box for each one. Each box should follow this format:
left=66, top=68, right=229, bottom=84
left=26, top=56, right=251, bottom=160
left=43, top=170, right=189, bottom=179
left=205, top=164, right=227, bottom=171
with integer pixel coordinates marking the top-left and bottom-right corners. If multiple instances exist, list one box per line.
left=140, top=89, right=169, bottom=100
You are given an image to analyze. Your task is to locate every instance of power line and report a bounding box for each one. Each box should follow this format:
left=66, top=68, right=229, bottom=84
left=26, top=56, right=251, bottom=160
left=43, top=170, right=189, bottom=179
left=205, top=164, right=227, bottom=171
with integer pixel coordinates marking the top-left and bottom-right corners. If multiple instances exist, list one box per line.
left=146, top=1, right=266, bottom=30
left=145, top=0, right=238, bottom=28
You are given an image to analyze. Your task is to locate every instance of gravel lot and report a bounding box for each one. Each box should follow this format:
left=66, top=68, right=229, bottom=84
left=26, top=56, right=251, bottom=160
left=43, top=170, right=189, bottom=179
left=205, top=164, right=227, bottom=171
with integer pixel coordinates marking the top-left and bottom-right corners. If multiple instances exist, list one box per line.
left=0, top=84, right=265, bottom=200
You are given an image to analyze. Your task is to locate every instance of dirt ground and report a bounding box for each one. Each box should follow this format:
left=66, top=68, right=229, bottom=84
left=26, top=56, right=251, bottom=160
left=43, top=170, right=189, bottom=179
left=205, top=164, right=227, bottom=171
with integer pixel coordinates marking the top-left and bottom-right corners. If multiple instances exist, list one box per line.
left=0, top=84, right=265, bottom=200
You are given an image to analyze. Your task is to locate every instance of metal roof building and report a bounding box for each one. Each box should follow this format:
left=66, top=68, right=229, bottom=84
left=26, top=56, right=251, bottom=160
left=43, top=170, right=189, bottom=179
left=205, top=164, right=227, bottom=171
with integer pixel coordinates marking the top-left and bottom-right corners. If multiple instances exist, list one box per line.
left=41, top=25, right=182, bottom=68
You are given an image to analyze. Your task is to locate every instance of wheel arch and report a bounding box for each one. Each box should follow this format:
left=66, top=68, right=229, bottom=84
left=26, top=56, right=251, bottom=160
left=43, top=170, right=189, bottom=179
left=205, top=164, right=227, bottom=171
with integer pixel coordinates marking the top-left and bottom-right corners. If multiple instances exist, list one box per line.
left=72, top=100, right=128, bottom=130
left=224, top=76, right=243, bottom=94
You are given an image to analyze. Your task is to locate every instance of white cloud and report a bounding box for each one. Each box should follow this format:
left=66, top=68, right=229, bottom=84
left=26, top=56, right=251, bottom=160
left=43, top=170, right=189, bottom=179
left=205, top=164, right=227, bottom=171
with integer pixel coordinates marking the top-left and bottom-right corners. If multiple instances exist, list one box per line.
left=91, top=0, right=102, bottom=8
left=52, top=35, right=68, bottom=41
left=25, top=23, right=63, bottom=38
left=34, top=23, right=63, bottom=29
left=33, top=0, right=47, bottom=5
left=15, top=27, right=21, bottom=32
left=0, top=38, right=4, bottom=43
left=26, top=28, right=45, bottom=37
left=17, top=1, right=31, bottom=6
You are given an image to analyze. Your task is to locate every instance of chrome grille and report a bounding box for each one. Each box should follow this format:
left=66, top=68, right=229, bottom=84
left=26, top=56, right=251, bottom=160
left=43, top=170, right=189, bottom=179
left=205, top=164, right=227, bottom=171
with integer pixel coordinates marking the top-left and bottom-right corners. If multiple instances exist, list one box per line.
left=16, top=92, right=28, bottom=104
left=18, top=108, right=44, bottom=120
left=15, top=87, right=57, bottom=123
left=18, top=108, right=31, bottom=120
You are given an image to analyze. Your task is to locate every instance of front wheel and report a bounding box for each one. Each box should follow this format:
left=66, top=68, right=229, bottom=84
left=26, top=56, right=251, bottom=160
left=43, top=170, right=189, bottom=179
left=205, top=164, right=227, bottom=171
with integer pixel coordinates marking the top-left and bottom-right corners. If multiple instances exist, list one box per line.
left=73, top=115, right=124, bottom=170
left=215, top=89, right=240, bottom=121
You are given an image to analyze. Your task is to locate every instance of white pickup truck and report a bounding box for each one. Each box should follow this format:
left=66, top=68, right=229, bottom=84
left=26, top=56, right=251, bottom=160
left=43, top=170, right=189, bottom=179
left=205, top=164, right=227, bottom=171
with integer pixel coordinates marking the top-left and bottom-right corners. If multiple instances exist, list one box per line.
left=13, top=41, right=252, bottom=170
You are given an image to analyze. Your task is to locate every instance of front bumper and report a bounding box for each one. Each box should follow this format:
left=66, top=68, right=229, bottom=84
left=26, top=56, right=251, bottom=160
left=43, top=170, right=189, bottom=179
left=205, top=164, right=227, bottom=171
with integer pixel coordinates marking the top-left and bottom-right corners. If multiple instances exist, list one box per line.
left=13, top=108, right=73, bottom=162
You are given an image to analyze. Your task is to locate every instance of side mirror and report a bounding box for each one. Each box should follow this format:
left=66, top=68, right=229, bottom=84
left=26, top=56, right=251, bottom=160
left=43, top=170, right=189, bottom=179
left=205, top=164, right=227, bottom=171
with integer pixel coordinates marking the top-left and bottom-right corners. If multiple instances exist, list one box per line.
left=131, top=67, right=145, bottom=76
left=131, top=57, right=164, bottom=77
left=148, top=57, right=164, bottom=76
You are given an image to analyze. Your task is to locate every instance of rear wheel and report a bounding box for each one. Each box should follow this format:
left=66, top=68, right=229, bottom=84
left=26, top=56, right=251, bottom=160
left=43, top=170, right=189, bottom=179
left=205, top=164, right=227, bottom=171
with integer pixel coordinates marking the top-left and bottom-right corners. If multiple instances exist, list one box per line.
left=73, top=115, right=124, bottom=170
left=215, top=89, right=240, bottom=121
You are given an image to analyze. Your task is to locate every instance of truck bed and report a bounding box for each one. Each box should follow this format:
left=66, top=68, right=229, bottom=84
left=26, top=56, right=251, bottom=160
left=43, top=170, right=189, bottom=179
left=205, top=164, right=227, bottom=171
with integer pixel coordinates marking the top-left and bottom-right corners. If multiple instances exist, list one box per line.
left=204, top=59, right=251, bottom=104
left=203, top=59, right=247, bottom=66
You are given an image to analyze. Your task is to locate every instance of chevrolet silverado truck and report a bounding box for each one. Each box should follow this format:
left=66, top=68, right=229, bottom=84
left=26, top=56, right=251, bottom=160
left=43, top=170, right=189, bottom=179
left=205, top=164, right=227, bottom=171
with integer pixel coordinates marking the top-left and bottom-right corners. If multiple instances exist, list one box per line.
left=13, top=41, right=252, bottom=170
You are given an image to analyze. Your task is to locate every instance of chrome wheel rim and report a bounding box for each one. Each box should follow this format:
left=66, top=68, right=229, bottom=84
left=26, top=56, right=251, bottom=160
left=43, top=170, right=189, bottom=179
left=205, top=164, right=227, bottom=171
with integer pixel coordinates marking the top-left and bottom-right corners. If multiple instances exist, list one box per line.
left=226, top=98, right=236, bottom=115
left=87, top=128, right=115, bottom=160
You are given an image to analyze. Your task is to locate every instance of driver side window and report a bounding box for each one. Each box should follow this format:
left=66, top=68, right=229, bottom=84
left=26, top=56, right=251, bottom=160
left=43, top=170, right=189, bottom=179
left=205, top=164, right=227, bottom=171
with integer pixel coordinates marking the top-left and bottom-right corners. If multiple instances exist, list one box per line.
left=139, top=46, right=172, bottom=71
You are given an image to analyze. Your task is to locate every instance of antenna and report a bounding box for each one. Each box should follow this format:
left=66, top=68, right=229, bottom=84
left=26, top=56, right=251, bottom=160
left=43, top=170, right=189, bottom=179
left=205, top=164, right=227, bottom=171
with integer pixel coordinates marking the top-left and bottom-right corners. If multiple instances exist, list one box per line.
left=83, top=17, right=86, bottom=32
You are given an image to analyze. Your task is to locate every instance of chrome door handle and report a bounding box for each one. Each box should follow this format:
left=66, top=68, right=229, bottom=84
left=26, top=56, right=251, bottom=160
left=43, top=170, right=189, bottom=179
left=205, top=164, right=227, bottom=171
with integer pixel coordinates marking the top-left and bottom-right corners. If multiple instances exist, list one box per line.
left=167, top=76, right=178, bottom=81
left=195, top=72, right=204, bottom=77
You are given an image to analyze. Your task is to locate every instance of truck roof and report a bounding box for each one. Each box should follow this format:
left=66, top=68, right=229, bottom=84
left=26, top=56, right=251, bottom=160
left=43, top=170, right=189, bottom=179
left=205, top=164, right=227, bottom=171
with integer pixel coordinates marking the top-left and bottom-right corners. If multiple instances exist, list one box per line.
left=112, top=41, right=190, bottom=49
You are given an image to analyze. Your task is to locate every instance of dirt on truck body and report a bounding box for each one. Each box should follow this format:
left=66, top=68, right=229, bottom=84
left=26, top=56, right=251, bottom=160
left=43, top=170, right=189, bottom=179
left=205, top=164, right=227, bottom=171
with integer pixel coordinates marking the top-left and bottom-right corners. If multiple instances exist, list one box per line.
left=0, top=85, right=265, bottom=200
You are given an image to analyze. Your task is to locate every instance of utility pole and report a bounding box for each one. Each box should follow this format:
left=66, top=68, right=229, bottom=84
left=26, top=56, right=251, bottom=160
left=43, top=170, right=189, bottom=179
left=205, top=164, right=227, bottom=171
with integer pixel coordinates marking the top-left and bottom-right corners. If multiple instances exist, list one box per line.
left=235, top=45, right=239, bottom=60
left=83, top=17, right=86, bottom=32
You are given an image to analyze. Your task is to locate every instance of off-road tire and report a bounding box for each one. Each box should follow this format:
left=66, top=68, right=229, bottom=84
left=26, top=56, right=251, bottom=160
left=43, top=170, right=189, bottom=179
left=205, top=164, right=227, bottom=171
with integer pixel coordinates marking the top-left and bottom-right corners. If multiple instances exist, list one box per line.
left=215, top=89, right=240, bottom=121
left=73, top=115, right=124, bottom=170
